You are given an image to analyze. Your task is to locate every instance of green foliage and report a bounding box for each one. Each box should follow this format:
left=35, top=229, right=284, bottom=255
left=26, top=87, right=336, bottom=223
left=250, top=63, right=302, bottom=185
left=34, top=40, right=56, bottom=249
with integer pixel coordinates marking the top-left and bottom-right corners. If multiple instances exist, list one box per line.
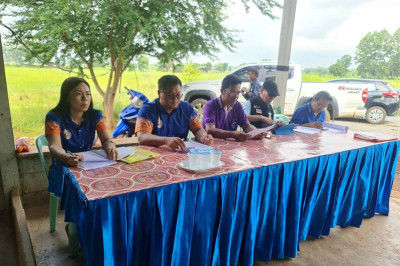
left=328, top=54, right=352, bottom=77
left=215, top=62, right=229, bottom=72
left=137, top=55, right=149, bottom=71
left=1, top=0, right=281, bottom=126
left=303, top=67, right=329, bottom=76
left=182, top=61, right=201, bottom=82
left=355, top=29, right=393, bottom=78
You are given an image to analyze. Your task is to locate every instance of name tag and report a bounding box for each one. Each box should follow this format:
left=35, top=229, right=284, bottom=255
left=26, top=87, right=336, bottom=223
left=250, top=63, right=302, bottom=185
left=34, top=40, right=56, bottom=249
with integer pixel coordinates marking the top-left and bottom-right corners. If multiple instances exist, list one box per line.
left=256, top=109, right=262, bottom=114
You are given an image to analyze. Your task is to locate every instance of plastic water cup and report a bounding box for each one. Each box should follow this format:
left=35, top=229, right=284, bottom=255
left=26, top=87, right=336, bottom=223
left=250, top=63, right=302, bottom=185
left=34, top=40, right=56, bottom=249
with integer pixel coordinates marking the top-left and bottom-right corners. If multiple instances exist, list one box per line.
left=198, top=150, right=211, bottom=170
left=188, top=151, right=200, bottom=170
left=211, top=150, right=222, bottom=167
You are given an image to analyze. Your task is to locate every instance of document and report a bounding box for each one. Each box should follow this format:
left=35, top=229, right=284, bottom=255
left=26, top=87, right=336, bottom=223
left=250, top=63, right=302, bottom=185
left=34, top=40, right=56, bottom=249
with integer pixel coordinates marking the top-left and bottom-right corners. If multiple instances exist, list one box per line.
left=354, top=132, right=398, bottom=142
left=293, top=126, right=321, bottom=134
left=322, top=122, right=348, bottom=133
left=76, top=147, right=137, bottom=170
left=180, top=140, right=213, bottom=153
left=247, top=124, right=276, bottom=138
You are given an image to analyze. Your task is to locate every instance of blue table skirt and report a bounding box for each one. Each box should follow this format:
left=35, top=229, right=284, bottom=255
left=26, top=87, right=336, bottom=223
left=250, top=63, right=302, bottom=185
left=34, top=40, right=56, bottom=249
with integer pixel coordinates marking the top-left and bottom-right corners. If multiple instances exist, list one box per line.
left=49, top=141, right=400, bottom=266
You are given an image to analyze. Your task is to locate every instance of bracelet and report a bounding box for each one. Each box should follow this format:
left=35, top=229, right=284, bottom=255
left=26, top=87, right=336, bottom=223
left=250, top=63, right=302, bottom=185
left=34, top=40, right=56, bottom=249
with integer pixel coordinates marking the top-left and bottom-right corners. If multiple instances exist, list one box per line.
left=103, top=139, right=116, bottom=146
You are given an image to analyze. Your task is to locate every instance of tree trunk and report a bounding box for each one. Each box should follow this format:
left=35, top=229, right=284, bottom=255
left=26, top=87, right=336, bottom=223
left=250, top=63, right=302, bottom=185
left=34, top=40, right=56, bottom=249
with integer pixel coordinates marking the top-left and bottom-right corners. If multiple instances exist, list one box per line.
left=103, top=57, right=123, bottom=129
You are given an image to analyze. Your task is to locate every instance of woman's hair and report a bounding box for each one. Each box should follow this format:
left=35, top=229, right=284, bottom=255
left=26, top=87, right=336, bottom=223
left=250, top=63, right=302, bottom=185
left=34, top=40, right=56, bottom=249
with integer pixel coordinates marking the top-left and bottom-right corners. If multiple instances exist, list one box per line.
left=51, top=77, right=94, bottom=117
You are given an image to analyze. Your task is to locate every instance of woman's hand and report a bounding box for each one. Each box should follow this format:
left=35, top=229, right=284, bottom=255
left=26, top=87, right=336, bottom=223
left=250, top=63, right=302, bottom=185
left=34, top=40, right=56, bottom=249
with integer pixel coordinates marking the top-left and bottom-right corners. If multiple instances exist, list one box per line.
left=103, top=140, right=119, bottom=160
left=63, top=153, right=84, bottom=168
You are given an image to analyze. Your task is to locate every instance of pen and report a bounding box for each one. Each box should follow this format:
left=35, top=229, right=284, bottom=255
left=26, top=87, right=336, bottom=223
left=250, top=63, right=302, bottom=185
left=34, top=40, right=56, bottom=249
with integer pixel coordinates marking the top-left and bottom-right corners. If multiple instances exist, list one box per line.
left=67, top=150, right=82, bottom=162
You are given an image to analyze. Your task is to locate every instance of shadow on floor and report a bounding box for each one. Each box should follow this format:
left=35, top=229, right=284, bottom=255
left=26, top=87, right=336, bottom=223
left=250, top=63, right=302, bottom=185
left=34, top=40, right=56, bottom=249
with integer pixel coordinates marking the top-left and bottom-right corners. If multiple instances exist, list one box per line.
left=0, top=211, right=18, bottom=266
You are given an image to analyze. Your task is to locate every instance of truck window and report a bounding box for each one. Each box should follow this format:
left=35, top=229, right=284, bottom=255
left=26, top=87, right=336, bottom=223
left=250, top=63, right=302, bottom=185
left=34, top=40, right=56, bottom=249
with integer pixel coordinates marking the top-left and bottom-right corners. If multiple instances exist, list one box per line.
left=264, top=66, right=294, bottom=80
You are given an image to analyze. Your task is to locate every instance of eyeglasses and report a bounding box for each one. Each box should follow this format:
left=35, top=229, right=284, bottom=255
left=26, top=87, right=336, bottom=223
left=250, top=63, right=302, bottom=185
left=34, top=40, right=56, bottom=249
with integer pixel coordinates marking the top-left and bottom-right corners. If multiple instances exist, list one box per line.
left=164, top=93, right=182, bottom=100
left=224, top=89, right=242, bottom=99
left=316, top=101, right=329, bottom=109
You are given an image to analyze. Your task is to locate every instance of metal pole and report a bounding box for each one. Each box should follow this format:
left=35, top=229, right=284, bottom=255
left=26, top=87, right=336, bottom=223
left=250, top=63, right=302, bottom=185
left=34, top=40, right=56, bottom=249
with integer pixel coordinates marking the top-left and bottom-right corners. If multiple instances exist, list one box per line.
left=0, top=34, right=21, bottom=211
left=275, top=0, right=297, bottom=114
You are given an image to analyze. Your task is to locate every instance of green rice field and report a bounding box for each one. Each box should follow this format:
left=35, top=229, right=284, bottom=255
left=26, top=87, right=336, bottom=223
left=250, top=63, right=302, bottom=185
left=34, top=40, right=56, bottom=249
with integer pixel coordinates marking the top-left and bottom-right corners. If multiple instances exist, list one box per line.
left=4, top=65, right=400, bottom=142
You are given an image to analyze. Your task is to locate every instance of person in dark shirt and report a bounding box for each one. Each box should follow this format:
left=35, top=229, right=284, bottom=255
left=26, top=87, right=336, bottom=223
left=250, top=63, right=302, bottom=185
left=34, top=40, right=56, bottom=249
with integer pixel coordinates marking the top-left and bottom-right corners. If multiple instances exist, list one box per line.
left=243, top=79, right=284, bottom=128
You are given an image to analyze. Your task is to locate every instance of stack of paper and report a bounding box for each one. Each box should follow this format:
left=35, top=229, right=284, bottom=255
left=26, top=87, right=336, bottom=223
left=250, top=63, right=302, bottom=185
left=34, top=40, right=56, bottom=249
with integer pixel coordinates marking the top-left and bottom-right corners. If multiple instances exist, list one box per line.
left=322, top=122, right=348, bottom=133
left=247, top=124, right=276, bottom=138
left=293, top=126, right=321, bottom=134
left=354, top=132, right=398, bottom=142
left=76, top=147, right=137, bottom=170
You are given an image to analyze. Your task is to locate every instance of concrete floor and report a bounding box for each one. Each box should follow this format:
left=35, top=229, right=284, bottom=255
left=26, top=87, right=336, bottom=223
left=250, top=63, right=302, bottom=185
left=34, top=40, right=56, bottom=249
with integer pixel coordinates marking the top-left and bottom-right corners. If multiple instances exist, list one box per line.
left=23, top=197, right=400, bottom=266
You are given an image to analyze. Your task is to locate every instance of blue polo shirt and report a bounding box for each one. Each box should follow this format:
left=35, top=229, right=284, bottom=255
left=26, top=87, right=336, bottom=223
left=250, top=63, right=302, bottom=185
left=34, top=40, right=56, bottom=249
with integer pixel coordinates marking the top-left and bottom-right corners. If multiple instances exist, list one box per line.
left=290, top=101, right=326, bottom=124
left=135, top=98, right=202, bottom=139
left=45, top=109, right=106, bottom=153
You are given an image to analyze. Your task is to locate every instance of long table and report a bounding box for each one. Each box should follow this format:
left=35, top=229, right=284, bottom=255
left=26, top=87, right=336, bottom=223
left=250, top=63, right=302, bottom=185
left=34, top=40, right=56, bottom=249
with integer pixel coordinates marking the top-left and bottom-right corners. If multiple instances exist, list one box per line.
left=48, top=131, right=400, bottom=266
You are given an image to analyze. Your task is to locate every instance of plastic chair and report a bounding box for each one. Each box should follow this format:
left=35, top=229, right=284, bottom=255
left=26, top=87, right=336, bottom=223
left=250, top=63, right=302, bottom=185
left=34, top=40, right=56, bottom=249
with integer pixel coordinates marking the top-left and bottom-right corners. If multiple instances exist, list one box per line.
left=36, top=134, right=79, bottom=257
left=275, top=114, right=290, bottom=125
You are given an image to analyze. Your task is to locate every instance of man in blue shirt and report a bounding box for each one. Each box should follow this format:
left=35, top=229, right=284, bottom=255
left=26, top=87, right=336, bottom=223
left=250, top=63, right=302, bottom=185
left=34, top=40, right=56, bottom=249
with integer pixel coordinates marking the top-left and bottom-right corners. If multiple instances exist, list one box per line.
left=242, top=67, right=261, bottom=100
left=290, top=91, right=332, bottom=128
left=135, top=75, right=213, bottom=150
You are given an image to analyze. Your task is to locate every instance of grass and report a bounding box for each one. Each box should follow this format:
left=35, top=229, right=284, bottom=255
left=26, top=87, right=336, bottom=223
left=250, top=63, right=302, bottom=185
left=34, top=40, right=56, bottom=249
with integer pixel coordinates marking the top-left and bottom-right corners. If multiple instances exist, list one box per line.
left=4, top=65, right=400, bottom=142
left=4, top=65, right=225, bottom=140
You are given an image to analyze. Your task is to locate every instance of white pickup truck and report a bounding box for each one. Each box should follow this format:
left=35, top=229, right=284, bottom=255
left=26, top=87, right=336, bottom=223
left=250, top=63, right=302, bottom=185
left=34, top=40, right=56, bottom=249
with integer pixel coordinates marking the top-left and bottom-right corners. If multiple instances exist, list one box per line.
left=182, top=61, right=399, bottom=123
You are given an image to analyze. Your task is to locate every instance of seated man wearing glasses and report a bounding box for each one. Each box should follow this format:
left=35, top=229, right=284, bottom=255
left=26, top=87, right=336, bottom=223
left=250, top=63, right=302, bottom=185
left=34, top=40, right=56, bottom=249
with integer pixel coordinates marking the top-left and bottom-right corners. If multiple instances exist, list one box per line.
left=289, top=91, right=332, bottom=129
left=243, top=79, right=284, bottom=128
left=135, top=75, right=213, bottom=150
left=202, top=74, right=265, bottom=141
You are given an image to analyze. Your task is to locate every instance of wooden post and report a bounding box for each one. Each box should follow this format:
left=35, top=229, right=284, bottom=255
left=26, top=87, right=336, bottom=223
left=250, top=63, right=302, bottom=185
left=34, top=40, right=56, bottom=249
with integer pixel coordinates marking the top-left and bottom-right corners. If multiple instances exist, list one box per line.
left=0, top=34, right=21, bottom=211
left=275, top=0, right=297, bottom=114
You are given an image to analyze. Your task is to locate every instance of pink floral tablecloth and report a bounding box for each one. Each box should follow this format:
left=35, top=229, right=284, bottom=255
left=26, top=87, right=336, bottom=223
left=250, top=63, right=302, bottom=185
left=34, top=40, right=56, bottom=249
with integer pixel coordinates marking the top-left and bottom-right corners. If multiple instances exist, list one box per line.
left=69, top=131, right=380, bottom=201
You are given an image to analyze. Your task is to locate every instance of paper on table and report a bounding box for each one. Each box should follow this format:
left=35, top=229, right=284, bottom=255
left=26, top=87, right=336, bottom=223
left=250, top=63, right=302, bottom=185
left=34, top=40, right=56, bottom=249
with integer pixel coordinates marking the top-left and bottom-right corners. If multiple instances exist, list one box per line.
left=75, top=151, right=117, bottom=170
left=322, top=122, right=348, bottom=133
left=76, top=147, right=137, bottom=170
left=354, top=132, right=398, bottom=142
left=247, top=124, right=276, bottom=138
left=92, top=147, right=137, bottom=160
left=180, top=140, right=213, bottom=153
left=293, top=126, right=321, bottom=134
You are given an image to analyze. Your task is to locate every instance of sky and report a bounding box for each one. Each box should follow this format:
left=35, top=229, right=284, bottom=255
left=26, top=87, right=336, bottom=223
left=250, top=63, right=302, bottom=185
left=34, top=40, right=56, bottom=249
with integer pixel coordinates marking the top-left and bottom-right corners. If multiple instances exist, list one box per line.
left=1, top=0, right=399, bottom=69
left=191, top=0, right=400, bottom=68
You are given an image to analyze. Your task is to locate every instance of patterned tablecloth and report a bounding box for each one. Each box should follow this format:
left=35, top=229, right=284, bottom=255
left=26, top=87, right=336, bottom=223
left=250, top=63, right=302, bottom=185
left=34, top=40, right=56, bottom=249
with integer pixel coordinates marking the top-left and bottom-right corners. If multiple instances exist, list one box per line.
left=69, top=131, right=379, bottom=201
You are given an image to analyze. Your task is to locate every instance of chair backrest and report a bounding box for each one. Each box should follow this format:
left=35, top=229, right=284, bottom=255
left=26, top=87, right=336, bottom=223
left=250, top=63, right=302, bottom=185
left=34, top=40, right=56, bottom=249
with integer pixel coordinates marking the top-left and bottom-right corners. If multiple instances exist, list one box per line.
left=275, top=114, right=290, bottom=125
left=36, top=134, right=49, bottom=180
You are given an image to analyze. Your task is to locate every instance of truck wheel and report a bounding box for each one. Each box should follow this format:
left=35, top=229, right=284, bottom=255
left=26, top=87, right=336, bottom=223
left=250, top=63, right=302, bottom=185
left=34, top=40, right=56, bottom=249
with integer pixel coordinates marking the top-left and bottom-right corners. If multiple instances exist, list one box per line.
left=191, top=98, right=208, bottom=120
left=366, top=106, right=386, bottom=124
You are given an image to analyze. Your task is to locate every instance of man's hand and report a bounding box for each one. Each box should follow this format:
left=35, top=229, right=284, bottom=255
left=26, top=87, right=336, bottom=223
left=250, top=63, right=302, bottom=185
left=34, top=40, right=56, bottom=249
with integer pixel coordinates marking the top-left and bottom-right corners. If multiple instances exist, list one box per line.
left=200, top=134, right=213, bottom=145
left=254, top=132, right=267, bottom=140
left=309, top=122, right=323, bottom=129
left=241, top=87, right=248, bottom=92
left=165, top=137, right=186, bottom=150
left=233, top=131, right=250, bottom=142
left=259, top=116, right=274, bottom=125
left=276, top=120, right=286, bottom=126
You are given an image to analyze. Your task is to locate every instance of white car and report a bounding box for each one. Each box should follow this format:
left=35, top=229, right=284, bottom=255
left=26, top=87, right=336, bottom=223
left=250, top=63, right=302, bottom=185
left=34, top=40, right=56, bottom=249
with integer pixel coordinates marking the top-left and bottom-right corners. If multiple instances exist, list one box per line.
left=182, top=61, right=301, bottom=118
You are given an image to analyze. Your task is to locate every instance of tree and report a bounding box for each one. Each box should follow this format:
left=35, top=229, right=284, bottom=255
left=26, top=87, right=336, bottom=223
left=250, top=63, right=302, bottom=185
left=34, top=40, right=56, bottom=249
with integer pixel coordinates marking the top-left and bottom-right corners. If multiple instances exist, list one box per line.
left=215, top=62, right=229, bottom=72
left=137, top=55, right=149, bottom=71
left=182, top=61, right=201, bottom=82
left=1, top=0, right=281, bottom=128
left=388, top=28, right=400, bottom=78
left=328, top=54, right=352, bottom=77
left=355, top=30, right=393, bottom=78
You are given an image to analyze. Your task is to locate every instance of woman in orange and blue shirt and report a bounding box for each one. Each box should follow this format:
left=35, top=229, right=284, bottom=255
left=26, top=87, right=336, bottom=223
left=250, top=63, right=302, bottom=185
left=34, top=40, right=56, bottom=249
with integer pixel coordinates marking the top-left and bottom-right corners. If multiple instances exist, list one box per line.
left=45, top=77, right=118, bottom=167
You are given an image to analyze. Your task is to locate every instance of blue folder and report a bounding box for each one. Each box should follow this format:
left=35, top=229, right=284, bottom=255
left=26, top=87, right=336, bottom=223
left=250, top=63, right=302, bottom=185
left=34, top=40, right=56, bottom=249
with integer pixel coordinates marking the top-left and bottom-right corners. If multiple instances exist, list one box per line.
left=272, top=124, right=298, bottom=135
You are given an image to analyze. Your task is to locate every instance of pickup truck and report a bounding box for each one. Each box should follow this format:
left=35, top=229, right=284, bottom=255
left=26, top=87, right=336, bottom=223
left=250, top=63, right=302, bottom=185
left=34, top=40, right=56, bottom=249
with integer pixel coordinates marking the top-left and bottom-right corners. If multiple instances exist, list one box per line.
left=182, top=62, right=399, bottom=123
